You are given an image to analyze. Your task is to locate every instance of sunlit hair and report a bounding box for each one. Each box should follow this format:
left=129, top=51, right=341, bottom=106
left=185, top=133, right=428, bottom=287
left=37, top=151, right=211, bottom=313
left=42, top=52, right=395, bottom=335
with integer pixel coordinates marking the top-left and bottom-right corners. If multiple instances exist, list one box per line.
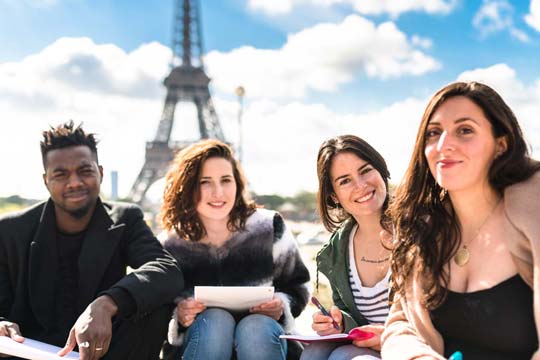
left=160, top=139, right=256, bottom=241
left=316, top=135, right=391, bottom=233
left=390, top=81, right=540, bottom=308
left=40, top=120, right=99, bottom=168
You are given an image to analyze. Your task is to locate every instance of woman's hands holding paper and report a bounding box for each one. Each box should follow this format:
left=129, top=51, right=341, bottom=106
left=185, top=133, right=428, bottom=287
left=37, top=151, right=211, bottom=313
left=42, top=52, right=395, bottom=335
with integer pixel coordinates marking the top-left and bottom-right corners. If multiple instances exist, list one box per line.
left=250, top=296, right=284, bottom=320
left=177, top=297, right=206, bottom=327
left=311, top=305, right=343, bottom=335
left=352, top=323, right=384, bottom=351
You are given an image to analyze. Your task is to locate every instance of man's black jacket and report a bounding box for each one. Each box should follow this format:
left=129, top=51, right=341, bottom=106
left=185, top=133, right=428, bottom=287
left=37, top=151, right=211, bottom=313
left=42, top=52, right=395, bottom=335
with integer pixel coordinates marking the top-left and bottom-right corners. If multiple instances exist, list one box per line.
left=0, top=198, right=183, bottom=345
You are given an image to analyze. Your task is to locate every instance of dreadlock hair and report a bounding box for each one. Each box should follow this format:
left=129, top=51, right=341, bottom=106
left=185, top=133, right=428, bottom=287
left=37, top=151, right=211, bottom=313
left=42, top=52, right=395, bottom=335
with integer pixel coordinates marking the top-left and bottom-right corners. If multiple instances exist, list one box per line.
left=40, top=120, right=99, bottom=168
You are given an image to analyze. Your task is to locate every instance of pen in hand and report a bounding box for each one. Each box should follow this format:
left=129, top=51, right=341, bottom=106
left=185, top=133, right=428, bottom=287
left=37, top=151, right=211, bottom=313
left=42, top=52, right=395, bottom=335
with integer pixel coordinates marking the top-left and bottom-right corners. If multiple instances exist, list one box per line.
left=311, top=296, right=340, bottom=331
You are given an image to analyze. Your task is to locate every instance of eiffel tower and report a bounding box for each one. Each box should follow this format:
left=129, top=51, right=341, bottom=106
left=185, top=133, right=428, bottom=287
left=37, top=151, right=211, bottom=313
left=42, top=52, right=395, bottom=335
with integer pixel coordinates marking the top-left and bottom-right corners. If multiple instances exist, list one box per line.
left=129, top=0, right=225, bottom=204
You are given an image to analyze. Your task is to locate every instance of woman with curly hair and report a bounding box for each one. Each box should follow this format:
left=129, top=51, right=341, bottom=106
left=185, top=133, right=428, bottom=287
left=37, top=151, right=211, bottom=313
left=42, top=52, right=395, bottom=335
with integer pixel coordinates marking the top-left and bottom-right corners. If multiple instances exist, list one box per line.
left=382, top=82, right=540, bottom=360
left=301, top=135, right=393, bottom=360
left=160, top=139, right=310, bottom=360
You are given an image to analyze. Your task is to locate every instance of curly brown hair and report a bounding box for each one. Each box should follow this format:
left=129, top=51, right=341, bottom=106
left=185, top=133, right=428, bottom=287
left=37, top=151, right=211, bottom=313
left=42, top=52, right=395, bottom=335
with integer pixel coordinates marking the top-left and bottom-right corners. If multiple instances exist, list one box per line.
left=316, top=135, right=391, bottom=233
left=390, top=81, right=540, bottom=308
left=160, top=139, right=256, bottom=241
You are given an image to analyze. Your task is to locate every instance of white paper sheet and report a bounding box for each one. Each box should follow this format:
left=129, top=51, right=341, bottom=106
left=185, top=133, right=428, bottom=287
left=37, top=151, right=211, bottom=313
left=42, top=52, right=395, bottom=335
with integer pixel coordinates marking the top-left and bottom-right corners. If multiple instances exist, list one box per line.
left=280, top=328, right=374, bottom=343
left=280, top=333, right=350, bottom=341
left=194, top=286, right=274, bottom=311
left=0, top=336, right=80, bottom=360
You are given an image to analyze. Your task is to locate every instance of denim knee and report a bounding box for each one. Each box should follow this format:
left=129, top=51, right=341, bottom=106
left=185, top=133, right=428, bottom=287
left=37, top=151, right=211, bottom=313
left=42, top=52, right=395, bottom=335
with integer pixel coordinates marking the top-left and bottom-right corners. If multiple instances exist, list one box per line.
left=199, top=308, right=236, bottom=324
left=181, top=308, right=236, bottom=360
left=328, top=344, right=381, bottom=360
left=234, top=314, right=286, bottom=360
left=300, top=342, right=341, bottom=360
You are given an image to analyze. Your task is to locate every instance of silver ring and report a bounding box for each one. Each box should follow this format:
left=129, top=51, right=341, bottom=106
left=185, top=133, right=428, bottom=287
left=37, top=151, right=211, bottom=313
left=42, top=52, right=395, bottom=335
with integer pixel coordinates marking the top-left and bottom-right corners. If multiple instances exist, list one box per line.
left=95, top=347, right=104, bottom=351
left=79, top=341, right=90, bottom=348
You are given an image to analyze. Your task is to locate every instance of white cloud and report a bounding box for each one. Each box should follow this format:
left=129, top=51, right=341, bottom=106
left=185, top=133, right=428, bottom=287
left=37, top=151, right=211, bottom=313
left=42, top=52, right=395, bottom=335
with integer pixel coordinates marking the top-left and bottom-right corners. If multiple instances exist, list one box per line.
left=205, top=15, right=440, bottom=99
left=525, top=0, right=540, bottom=31
left=348, top=0, right=457, bottom=18
left=248, top=0, right=294, bottom=15
left=411, top=35, right=433, bottom=49
left=248, top=0, right=457, bottom=17
left=457, top=63, right=540, bottom=155
left=457, top=63, right=536, bottom=103
left=473, top=0, right=529, bottom=42
left=2, top=37, right=539, bottom=203
left=239, top=63, right=540, bottom=196
left=0, top=37, right=171, bottom=103
left=0, top=37, right=172, bottom=199
left=237, top=97, right=425, bottom=196
left=509, top=28, right=530, bottom=42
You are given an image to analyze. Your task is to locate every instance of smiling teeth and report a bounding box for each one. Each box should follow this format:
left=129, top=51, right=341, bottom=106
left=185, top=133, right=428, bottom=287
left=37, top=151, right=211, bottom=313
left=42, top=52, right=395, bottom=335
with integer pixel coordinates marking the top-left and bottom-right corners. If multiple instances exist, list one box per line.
left=356, top=191, right=373, bottom=203
left=209, top=202, right=225, bottom=206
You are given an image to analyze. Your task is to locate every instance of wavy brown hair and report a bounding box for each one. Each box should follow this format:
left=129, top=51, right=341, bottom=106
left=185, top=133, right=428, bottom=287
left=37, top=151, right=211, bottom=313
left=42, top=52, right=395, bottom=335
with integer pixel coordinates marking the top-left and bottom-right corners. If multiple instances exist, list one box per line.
left=390, top=81, right=540, bottom=308
left=316, top=135, right=391, bottom=233
left=160, top=139, right=256, bottom=241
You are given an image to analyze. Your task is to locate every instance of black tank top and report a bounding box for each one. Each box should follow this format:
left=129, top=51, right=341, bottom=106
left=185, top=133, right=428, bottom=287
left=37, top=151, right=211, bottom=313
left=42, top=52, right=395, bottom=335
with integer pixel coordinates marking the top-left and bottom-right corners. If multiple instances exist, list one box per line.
left=431, top=275, right=537, bottom=360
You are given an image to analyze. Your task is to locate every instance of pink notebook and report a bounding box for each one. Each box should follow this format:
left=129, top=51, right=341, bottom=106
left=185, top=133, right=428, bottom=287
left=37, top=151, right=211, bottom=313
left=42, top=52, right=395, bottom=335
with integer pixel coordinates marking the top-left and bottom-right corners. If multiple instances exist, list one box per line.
left=280, top=328, right=374, bottom=343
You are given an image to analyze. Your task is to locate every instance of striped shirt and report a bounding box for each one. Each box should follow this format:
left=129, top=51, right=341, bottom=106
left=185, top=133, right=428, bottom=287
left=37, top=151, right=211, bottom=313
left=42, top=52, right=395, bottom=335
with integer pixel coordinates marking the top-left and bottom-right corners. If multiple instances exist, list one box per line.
left=348, top=225, right=390, bottom=324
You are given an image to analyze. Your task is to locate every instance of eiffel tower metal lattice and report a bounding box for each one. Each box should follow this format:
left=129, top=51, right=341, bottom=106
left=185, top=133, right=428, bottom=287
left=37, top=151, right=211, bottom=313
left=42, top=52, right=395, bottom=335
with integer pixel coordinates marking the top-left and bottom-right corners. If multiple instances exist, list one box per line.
left=129, top=0, right=225, bottom=204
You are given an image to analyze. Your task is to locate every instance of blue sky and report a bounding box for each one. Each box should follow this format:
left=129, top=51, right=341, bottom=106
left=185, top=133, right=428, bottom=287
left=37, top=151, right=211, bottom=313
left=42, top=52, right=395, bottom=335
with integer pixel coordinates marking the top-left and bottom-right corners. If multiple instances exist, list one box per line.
left=1, top=0, right=540, bottom=200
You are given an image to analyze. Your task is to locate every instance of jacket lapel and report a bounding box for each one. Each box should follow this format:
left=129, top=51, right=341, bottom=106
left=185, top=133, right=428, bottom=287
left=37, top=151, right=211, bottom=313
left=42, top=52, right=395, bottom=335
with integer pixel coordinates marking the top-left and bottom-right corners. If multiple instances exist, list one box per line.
left=333, top=222, right=364, bottom=320
left=77, top=199, right=125, bottom=313
left=319, top=220, right=366, bottom=323
left=28, top=199, right=58, bottom=331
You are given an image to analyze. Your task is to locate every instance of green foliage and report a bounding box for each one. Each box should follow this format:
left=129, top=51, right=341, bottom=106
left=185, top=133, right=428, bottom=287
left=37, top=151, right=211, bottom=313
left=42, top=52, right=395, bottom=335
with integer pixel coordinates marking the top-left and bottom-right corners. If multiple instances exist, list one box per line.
left=253, top=194, right=287, bottom=210
left=254, top=191, right=319, bottom=221
left=0, top=196, right=39, bottom=215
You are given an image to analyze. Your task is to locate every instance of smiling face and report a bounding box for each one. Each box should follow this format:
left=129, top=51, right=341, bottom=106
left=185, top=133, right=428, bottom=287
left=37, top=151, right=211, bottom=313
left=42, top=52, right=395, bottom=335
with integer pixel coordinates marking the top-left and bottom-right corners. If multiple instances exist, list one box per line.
left=330, top=152, right=387, bottom=219
left=43, top=145, right=103, bottom=220
left=195, top=157, right=237, bottom=225
left=424, top=96, right=507, bottom=194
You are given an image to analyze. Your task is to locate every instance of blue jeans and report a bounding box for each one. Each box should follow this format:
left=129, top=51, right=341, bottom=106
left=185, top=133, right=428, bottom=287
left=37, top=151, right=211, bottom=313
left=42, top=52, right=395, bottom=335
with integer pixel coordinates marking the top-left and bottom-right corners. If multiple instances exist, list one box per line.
left=300, top=342, right=380, bottom=360
left=181, top=308, right=287, bottom=360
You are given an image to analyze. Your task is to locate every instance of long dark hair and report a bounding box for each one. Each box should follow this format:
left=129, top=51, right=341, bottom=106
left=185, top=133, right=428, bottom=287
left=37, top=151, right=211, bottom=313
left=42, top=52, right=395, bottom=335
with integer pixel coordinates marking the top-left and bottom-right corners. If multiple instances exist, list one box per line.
left=160, top=139, right=256, bottom=241
left=390, top=81, right=540, bottom=308
left=316, top=134, right=391, bottom=233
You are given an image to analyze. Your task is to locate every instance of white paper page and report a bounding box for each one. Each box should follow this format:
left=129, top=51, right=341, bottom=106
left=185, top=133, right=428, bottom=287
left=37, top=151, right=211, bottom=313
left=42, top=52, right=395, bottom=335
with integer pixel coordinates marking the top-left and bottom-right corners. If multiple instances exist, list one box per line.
left=280, top=333, right=349, bottom=341
left=194, top=286, right=274, bottom=311
left=0, top=336, right=80, bottom=360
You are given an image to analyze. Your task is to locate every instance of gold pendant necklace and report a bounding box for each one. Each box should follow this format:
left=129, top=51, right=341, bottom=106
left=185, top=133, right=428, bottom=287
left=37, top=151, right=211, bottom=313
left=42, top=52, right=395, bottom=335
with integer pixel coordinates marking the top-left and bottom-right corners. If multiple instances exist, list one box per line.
left=453, top=199, right=500, bottom=267
left=454, top=246, right=470, bottom=266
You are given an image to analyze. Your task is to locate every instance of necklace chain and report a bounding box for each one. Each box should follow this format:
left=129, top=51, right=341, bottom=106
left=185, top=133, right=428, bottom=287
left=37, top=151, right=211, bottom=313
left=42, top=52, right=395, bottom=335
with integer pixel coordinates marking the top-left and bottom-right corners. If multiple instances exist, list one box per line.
left=454, top=199, right=501, bottom=267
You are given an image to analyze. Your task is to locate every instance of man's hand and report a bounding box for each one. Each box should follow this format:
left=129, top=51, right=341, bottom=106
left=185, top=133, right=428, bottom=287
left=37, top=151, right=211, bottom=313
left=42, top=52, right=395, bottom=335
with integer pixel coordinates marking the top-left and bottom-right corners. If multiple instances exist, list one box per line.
left=352, top=323, right=385, bottom=351
left=311, top=305, right=343, bottom=336
left=176, top=298, right=206, bottom=327
left=58, top=295, right=118, bottom=360
left=250, top=296, right=284, bottom=321
left=0, top=321, right=25, bottom=357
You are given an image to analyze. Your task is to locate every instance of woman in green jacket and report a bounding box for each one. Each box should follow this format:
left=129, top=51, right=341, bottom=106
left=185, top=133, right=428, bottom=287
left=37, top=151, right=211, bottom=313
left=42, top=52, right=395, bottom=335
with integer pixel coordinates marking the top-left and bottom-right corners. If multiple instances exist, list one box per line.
left=301, top=135, right=392, bottom=360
